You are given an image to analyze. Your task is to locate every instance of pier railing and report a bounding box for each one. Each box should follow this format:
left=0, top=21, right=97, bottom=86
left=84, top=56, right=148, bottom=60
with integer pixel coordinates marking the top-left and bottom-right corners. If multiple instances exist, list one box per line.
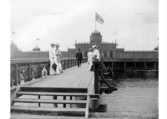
left=93, top=59, right=158, bottom=94
left=10, top=58, right=87, bottom=87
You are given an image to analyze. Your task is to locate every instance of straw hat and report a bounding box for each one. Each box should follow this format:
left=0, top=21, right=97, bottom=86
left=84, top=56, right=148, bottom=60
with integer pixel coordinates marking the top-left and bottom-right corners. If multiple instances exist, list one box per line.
left=92, top=45, right=97, bottom=48
left=55, top=43, right=60, bottom=47
left=50, top=43, right=55, bottom=46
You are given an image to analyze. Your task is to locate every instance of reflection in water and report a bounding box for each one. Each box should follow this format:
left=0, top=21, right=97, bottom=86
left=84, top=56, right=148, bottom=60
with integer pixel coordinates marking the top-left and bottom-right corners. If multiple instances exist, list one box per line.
left=94, top=78, right=158, bottom=119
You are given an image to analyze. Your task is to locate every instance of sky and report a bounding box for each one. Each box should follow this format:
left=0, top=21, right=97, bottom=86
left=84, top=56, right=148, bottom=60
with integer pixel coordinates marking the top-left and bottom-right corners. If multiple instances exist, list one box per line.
left=11, top=0, right=158, bottom=51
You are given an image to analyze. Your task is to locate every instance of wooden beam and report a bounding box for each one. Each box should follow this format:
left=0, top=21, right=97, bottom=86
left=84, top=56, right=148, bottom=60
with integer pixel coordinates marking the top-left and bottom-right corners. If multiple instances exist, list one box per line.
left=94, top=61, right=100, bottom=94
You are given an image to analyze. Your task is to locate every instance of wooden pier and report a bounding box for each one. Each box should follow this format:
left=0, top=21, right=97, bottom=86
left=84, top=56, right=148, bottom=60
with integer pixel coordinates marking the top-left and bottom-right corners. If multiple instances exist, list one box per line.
left=27, top=63, right=94, bottom=94
left=10, top=57, right=158, bottom=118
left=11, top=63, right=95, bottom=118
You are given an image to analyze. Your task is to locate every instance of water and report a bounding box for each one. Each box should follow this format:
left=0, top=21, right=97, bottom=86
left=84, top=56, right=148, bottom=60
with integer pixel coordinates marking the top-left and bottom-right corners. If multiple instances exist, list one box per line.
left=93, top=78, right=158, bottom=119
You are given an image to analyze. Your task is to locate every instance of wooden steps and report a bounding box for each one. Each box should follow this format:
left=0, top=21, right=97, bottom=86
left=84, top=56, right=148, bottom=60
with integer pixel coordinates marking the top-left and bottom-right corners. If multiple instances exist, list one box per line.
left=11, top=106, right=86, bottom=113
left=17, top=92, right=88, bottom=96
left=13, top=98, right=87, bottom=104
left=11, top=86, right=90, bottom=118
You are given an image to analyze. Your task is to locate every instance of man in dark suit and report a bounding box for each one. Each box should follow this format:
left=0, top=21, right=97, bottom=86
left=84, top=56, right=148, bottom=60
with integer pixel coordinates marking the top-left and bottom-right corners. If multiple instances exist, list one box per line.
left=76, top=49, right=83, bottom=67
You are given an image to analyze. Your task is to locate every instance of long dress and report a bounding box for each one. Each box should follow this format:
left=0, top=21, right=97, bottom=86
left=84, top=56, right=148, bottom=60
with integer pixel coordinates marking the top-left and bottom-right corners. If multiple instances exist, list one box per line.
left=55, top=49, right=62, bottom=74
left=87, top=51, right=93, bottom=70
left=49, top=48, right=57, bottom=75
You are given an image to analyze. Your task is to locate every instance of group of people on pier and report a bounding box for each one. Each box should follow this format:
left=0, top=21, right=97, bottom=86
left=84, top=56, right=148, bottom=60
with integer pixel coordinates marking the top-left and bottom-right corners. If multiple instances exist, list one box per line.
left=75, top=44, right=100, bottom=70
left=49, top=43, right=63, bottom=75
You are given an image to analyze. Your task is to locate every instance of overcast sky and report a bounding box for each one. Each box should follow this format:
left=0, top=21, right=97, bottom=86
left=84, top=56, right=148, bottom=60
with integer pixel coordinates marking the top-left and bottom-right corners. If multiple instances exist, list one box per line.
left=11, top=0, right=158, bottom=51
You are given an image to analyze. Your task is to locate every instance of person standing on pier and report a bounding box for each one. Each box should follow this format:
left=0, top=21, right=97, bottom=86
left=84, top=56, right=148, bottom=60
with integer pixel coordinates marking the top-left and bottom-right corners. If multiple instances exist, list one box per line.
left=92, top=45, right=100, bottom=61
left=49, top=43, right=57, bottom=75
left=76, top=49, right=83, bottom=67
left=55, top=43, right=62, bottom=74
left=89, top=45, right=100, bottom=71
left=87, top=48, right=93, bottom=70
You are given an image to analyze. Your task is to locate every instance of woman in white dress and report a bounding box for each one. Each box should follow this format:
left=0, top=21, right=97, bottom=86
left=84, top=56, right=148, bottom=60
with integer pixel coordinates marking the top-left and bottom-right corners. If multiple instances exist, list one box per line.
left=49, top=44, right=57, bottom=75
left=87, top=48, right=93, bottom=70
left=55, top=43, right=62, bottom=74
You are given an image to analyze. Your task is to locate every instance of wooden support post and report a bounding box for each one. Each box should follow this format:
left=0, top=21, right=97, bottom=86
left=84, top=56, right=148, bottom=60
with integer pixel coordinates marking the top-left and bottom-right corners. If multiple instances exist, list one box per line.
left=70, top=96, right=72, bottom=108
left=64, top=61, right=66, bottom=69
left=53, top=96, right=57, bottom=107
left=72, top=60, right=74, bottom=67
left=154, top=62, right=156, bottom=69
left=25, top=63, right=27, bottom=82
left=28, top=63, right=31, bottom=81
left=38, top=63, right=40, bottom=78
left=10, top=65, right=13, bottom=87
left=38, top=95, right=40, bottom=107
left=94, top=61, right=100, bottom=94
left=18, top=64, right=20, bottom=85
left=70, top=96, right=72, bottom=100
left=69, top=60, right=71, bottom=68
left=89, top=98, right=99, bottom=110
left=124, top=62, right=126, bottom=70
left=15, top=64, right=18, bottom=86
left=112, top=62, right=113, bottom=69
left=144, top=62, right=147, bottom=68
left=134, top=62, right=136, bottom=69
left=63, top=96, right=66, bottom=108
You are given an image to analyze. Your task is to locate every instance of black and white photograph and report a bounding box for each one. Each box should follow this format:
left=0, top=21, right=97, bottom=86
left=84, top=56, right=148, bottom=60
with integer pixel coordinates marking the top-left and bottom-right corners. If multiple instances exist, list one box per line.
left=6, top=0, right=165, bottom=118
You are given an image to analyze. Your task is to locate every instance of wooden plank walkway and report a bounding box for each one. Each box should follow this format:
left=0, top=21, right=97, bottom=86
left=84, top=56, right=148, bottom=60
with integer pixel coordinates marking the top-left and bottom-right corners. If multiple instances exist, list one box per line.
left=31, top=63, right=94, bottom=95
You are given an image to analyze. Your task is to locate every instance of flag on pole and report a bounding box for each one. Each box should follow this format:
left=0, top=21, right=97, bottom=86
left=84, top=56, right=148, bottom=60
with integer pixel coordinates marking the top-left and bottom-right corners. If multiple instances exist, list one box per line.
left=95, top=12, right=104, bottom=24
left=36, top=38, right=40, bottom=40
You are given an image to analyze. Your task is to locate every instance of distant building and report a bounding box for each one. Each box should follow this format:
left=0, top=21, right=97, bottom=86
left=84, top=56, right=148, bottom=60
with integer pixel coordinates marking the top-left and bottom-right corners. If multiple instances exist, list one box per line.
left=10, top=30, right=158, bottom=59
left=67, top=30, right=158, bottom=59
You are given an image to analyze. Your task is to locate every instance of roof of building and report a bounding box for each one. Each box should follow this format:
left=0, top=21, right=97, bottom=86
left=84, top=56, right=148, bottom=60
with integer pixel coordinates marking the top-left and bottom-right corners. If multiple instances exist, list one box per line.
left=91, top=30, right=101, bottom=35
left=33, top=47, right=40, bottom=51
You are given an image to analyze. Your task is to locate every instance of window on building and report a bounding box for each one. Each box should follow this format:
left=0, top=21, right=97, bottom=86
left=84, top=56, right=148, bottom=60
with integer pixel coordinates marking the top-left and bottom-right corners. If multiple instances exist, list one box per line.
left=104, top=51, right=107, bottom=57
left=110, top=51, right=113, bottom=58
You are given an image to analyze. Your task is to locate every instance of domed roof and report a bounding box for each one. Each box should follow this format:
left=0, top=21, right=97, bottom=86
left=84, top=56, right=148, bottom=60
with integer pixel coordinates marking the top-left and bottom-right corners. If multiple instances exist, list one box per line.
left=33, top=47, right=40, bottom=51
left=91, top=30, right=101, bottom=35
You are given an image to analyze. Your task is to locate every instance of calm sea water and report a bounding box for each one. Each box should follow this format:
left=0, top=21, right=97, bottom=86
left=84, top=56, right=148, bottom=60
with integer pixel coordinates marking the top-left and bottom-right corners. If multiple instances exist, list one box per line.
left=93, top=78, right=158, bottom=119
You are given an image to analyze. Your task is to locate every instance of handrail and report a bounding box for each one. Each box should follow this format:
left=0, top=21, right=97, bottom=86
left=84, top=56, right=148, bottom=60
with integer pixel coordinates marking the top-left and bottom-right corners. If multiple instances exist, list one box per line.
left=10, top=58, right=87, bottom=88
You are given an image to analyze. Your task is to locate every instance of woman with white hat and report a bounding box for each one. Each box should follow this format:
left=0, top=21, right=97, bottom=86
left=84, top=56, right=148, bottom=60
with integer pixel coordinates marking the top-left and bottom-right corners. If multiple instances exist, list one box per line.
left=49, top=43, right=57, bottom=75
left=87, top=48, right=93, bottom=70
left=55, top=43, right=62, bottom=74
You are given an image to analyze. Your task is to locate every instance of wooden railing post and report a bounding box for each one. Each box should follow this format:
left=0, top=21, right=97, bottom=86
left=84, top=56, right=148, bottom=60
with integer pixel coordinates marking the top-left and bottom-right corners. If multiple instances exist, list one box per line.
left=134, top=62, right=136, bottom=70
left=10, top=65, right=12, bottom=87
left=28, top=63, right=31, bottom=81
left=14, top=64, right=18, bottom=86
left=67, top=60, right=69, bottom=68
left=18, top=64, right=21, bottom=85
left=64, top=60, right=66, bottom=69
left=124, top=62, right=126, bottom=70
left=144, top=62, right=147, bottom=68
left=154, top=62, right=156, bottom=69
left=93, top=61, right=100, bottom=94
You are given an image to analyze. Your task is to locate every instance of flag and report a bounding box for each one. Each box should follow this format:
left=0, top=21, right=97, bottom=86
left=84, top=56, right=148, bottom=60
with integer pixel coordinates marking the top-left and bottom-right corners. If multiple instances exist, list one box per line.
left=36, top=38, right=40, bottom=40
left=95, top=12, right=104, bottom=24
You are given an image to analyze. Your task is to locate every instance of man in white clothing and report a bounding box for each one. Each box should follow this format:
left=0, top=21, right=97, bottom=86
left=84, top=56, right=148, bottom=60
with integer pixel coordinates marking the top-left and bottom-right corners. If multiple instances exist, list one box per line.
left=89, top=45, right=100, bottom=71
left=49, top=43, right=57, bottom=75
left=92, top=45, right=100, bottom=61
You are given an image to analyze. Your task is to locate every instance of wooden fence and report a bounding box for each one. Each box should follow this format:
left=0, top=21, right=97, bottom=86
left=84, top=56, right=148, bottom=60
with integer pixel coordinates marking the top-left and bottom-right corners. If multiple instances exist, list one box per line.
left=10, top=58, right=87, bottom=87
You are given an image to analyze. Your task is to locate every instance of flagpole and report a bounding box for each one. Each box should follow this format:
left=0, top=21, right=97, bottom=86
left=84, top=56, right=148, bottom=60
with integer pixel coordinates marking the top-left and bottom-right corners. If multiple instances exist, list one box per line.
left=95, top=19, right=97, bottom=31
left=36, top=39, right=37, bottom=47
left=95, top=13, right=97, bottom=31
